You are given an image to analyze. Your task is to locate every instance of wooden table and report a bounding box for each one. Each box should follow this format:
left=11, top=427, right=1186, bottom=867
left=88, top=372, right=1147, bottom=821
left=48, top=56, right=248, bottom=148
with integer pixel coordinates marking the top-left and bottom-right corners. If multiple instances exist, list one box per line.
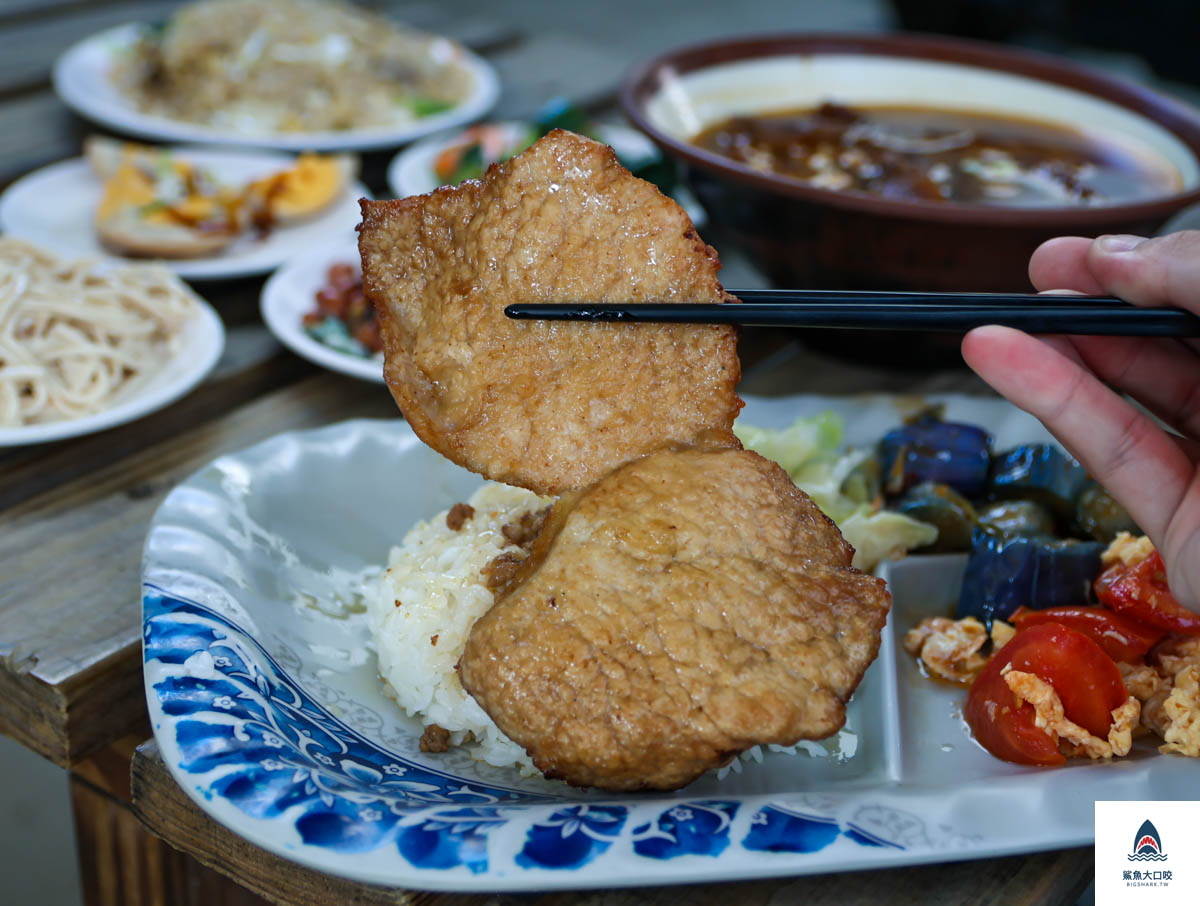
left=0, top=1, right=1093, bottom=903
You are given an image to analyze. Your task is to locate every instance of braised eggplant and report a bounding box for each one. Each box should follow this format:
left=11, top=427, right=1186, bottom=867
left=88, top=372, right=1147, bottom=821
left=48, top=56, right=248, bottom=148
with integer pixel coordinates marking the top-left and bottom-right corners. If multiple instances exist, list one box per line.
left=1075, top=482, right=1140, bottom=543
left=893, top=482, right=978, bottom=552
left=878, top=419, right=992, bottom=499
left=841, top=454, right=883, bottom=506
left=989, top=444, right=1089, bottom=520
left=956, top=527, right=1105, bottom=623
left=976, top=499, right=1056, bottom=538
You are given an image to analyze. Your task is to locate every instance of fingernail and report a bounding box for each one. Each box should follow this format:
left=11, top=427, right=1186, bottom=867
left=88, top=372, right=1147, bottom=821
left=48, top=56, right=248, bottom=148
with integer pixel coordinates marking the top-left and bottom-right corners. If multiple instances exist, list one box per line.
left=1096, top=234, right=1147, bottom=253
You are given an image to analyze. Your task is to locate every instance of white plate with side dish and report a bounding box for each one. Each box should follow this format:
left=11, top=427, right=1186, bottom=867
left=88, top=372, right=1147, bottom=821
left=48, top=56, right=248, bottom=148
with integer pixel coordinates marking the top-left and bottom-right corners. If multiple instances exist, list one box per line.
left=259, top=237, right=383, bottom=384
left=0, top=288, right=223, bottom=447
left=141, top=393, right=1195, bottom=891
left=53, top=23, right=500, bottom=153
left=0, top=148, right=369, bottom=281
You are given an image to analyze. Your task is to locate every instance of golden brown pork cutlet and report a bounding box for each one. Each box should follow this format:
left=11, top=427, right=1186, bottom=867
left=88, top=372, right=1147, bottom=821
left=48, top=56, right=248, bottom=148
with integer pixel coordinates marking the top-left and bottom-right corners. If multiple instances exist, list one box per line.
left=358, top=129, right=742, bottom=496
left=457, top=444, right=893, bottom=791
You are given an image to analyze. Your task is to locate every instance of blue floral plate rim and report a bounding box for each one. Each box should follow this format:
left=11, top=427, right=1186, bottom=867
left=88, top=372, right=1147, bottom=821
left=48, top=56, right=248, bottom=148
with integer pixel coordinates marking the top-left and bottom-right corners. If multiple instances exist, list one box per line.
left=142, top=582, right=980, bottom=890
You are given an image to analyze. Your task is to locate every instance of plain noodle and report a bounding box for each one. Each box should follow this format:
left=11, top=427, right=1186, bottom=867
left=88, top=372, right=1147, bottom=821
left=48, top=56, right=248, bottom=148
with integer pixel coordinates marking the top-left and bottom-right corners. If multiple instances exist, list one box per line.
left=0, top=237, right=197, bottom=426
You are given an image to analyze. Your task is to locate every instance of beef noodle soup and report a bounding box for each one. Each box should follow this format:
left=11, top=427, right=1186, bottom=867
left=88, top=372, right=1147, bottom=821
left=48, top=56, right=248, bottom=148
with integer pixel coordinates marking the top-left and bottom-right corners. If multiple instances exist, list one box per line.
left=691, top=103, right=1182, bottom=206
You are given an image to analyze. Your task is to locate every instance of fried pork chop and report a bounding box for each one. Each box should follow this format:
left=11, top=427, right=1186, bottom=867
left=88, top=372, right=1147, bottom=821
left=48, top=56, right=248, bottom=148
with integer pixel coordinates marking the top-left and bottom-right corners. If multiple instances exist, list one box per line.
left=457, top=444, right=892, bottom=791
left=358, top=129, right=741, bottom=495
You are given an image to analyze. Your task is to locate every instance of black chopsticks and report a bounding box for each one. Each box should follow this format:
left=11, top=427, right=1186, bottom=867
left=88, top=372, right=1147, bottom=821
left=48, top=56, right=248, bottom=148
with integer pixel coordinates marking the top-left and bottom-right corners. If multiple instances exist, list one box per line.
left=504, top=290, right=1200, bottom=337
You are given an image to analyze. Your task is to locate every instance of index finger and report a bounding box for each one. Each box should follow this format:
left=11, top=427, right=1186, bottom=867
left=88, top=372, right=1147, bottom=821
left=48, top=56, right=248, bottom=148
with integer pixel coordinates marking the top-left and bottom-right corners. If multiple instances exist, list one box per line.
left=1085, top=231, right=1200, bottom=312
left=961, top=325, right=1193, bottom=545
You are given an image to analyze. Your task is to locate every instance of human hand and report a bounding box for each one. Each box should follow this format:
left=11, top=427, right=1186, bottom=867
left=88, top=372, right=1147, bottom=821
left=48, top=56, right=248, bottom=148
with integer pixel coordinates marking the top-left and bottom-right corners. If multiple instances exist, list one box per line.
left=961, top=231, right=1200, bottom=611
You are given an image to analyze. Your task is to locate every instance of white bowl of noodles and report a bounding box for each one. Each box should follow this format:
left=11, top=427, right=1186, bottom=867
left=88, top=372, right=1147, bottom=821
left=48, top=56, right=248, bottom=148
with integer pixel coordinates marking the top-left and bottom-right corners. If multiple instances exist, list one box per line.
left=0, top=239, right=224, bottom=446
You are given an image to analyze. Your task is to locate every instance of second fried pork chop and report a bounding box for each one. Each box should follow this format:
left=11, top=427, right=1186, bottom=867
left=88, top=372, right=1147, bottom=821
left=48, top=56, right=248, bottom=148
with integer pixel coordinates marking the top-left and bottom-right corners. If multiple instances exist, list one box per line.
left=359, top=129, right=741, bottom=496
left=457, top=445, right=892, bottom=791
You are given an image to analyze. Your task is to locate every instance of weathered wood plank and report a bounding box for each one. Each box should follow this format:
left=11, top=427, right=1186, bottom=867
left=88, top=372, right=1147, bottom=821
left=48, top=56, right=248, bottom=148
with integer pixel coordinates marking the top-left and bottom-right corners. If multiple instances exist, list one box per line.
left=0, top=89, right=87, bottom=189
left=0, top=370, right=397, bottom=766
left=71, top=732, right=147, bottom=803
left=73, top=768, right=270, bottom=906
left=0, top=325, right=301, bottom=511
left=131, top=741, right=1092, bottom=906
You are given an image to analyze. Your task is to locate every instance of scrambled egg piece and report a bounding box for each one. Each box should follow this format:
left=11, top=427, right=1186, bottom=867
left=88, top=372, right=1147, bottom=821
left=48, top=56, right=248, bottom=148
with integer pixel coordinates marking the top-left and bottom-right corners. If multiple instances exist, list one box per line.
left=1141, top=682, right=1175, bottom=739
left=1159, top=665, right=1200, bottom=757
left=1117, top=662, right=1166, bottom=702
left=1002, top=666, right=1139, bottom=758
left=990, top=620, right=1016, bottom=650
left=91, top=137, right=351, bottom=258
left=904, top=616, right=988, bottom=682
left=1104, top=698, right=1141, bottom=759
left=1101, top=532, right=1155, bottom=569
left=244, top=153, right=348, bottom=221
left=96, top=160, right=236, bottom=231
left=1152, top=636, right=1200, bottom=678
left=1116, top=662, right=1170, bottom=739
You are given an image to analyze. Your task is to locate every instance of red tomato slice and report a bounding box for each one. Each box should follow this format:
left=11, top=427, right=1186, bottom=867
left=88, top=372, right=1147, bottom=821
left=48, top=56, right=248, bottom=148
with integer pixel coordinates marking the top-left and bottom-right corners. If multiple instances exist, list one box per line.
left=966, top=622, right=1128, bottom=765
left=1010, top=606, right=1166, bottom=663
left=1094, top=552, right=1200, bottom=636
left=965, top=658, right=1064, bottom=767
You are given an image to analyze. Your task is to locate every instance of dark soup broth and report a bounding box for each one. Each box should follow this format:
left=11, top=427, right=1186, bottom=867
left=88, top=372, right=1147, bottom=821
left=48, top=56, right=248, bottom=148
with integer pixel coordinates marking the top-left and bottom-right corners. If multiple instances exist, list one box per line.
left=691, top=103, right=1182, bottom=206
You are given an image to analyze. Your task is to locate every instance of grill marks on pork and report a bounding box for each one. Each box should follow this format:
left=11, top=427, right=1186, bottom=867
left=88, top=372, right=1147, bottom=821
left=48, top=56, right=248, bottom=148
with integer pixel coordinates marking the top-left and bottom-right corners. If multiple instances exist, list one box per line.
left=358, top=129, right=742, bottom=496
left=457, top=445, right=892, bottom=791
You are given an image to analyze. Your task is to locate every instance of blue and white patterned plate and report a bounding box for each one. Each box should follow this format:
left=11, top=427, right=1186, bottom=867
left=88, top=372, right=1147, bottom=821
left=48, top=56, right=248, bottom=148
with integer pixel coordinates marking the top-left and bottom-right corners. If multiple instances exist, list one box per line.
left=142, top=394, right=1194, bottom=891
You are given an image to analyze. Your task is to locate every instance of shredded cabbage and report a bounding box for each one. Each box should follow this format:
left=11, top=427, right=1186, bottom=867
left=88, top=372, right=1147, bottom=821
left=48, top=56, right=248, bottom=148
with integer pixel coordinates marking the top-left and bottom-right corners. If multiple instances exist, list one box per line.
left=735, top=413, right=937, bottom=570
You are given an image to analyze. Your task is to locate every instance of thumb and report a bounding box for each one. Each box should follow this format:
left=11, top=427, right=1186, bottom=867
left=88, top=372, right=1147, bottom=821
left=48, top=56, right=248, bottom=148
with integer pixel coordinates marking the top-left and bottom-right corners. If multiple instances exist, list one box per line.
left=1087, top=230, right=1200, bottom=312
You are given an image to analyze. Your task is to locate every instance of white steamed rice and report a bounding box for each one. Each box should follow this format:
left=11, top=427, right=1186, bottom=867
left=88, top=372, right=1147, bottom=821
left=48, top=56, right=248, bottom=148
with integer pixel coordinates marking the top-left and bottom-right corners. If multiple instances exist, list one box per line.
left=368, top=481, right=856, bottom=778
left=368, top=481, right=552, bottom=771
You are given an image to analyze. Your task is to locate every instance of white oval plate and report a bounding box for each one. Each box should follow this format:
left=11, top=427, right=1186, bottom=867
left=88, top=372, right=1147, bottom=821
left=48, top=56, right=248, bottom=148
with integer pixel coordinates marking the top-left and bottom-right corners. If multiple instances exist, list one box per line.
left=260, top=238, right=384, bottom=384
left=0, top=148, right=369, bottom=281
left=0, top=289, right=224, bottom=446
left=142, top=393, right=1194, bottom=891
left=387, top=121, right=706, bottom=223
left=53, top=24, right=500, bottom=153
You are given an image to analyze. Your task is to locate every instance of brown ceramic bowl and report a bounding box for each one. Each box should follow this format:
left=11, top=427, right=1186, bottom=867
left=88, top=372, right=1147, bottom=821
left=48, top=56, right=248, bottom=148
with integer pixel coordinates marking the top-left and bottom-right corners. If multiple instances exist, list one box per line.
left=621, top=33, right=1200, bottom=303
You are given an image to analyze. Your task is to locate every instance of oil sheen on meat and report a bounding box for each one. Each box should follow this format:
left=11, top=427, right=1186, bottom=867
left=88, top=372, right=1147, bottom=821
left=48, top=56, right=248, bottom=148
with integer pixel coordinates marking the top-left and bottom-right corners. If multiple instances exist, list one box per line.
left=457, top=444, right=893, bottom=791
left=358, top=129, right=742, bottom=495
